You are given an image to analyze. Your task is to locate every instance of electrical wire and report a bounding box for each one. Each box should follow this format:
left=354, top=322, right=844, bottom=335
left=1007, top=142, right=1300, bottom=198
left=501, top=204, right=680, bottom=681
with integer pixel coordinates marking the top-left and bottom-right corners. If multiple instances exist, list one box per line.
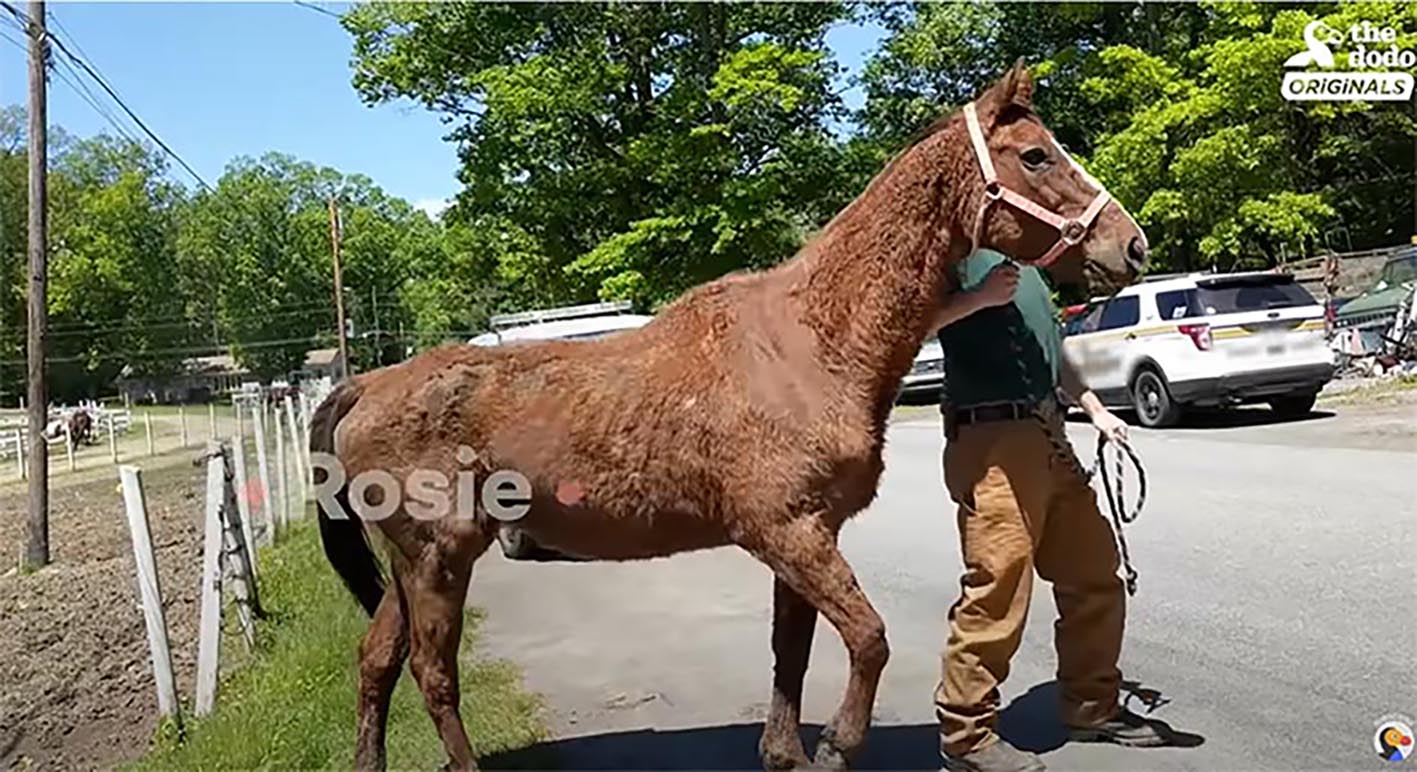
left=0, top=1, right=213, bottom=191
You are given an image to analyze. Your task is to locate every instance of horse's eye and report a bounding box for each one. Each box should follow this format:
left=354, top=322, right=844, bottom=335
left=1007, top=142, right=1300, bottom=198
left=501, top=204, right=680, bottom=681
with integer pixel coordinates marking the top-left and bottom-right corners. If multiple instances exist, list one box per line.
left=1020, top=147, right=1049, bottom=168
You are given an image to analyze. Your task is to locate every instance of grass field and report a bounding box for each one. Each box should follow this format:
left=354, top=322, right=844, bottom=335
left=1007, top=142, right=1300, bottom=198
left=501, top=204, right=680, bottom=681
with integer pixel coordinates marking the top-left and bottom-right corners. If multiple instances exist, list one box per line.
left=130, top=523, right=545, bottom=770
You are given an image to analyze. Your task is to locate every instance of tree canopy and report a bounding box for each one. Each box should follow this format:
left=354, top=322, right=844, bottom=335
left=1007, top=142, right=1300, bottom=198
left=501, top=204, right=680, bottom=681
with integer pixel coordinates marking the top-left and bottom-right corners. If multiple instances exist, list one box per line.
left=2, top=1, right=1412, bottom=403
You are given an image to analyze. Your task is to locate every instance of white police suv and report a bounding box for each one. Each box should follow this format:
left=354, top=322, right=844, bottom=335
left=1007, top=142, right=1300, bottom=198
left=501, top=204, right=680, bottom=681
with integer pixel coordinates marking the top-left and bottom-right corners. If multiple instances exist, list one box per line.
left=1064, top=272, right=1335, bottom=427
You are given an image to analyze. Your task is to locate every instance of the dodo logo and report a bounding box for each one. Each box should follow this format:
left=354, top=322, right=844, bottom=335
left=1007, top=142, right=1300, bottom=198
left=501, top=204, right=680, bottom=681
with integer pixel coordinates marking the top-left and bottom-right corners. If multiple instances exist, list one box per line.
left=1375, top=716, right=1415, bottom=763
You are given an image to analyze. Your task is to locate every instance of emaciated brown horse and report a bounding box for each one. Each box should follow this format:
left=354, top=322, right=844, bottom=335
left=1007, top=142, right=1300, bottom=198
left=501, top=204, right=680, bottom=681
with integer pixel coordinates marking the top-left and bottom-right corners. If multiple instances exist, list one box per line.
left=313, top=64, right=1146, bottom=771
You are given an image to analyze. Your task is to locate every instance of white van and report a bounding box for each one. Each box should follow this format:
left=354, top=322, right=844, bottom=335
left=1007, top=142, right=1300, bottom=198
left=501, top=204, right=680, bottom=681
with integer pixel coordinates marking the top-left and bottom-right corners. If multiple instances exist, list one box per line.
left=469, top=301, right=652, bottom=347
left=1063, top=272, right=1335, bottom=427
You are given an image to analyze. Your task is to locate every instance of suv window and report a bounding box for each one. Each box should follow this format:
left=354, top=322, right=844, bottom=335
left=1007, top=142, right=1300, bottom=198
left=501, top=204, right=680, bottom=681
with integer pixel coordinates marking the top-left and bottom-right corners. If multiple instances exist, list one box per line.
left=1098, top=296, right=1139, bottom=330
left=1195, top=275, right=1315, bottom=314
left=1156, top=289, right=1200, bottom=320
left=1379, top=255, right=1417, bottom=286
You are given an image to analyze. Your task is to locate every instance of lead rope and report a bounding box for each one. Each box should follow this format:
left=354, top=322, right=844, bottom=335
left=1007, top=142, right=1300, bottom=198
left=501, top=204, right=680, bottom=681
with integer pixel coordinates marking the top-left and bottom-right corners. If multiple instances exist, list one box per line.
left=1092, top=433, right=1145, bottom=597
left=1032, top=403, right=1145, bottom=597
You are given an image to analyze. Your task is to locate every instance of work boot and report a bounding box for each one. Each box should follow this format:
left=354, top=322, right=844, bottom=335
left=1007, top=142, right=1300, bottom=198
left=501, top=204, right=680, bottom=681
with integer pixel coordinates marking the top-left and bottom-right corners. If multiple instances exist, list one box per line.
left=1066, top=708, right=1171, bottom=747
left=942, top=737, right=1045, bottom=772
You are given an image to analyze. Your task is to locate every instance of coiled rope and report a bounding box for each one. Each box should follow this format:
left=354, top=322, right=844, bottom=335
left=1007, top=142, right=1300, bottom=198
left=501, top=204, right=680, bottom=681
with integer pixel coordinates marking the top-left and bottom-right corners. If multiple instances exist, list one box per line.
left=1092, top=433, right=1146, bottom=596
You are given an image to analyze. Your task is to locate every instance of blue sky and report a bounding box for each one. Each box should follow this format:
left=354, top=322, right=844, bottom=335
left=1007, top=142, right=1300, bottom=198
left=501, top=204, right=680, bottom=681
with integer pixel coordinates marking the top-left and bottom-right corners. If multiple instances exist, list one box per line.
left=0, top=3, right=884, bottom=216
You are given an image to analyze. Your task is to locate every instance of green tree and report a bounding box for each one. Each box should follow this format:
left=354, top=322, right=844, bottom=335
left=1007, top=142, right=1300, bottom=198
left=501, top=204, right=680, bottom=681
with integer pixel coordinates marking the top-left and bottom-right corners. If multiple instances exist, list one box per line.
left=860, top=1, right=1416, bottom=271
left=43, top=135, right=187, bottom=400
left=178, top=153, right=460, bottom=378
left=345, top=2, right=857, bottom=307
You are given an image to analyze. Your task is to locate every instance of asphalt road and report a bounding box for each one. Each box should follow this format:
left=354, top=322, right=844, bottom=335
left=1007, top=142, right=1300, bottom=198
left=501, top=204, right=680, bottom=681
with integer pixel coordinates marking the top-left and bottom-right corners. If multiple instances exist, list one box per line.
left=469, top=399, right=1416, bottom=771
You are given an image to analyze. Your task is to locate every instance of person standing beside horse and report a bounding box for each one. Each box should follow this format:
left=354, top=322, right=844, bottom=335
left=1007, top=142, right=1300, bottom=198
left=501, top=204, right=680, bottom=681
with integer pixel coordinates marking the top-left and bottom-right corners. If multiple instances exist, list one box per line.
left=928, top=247, right=1173, bottom=772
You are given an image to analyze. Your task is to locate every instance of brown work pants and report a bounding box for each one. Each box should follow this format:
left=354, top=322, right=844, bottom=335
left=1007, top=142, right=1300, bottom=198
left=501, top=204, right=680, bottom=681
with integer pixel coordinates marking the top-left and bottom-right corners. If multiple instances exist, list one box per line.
left=936, top=417, right=1124, bottom=757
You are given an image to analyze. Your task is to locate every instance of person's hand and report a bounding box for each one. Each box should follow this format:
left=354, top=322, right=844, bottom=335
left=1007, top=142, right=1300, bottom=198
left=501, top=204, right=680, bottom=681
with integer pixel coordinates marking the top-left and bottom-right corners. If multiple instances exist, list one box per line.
left=975, top=262, right=1020, bottom=308
left=1091, top=407, right=1129, bottom=444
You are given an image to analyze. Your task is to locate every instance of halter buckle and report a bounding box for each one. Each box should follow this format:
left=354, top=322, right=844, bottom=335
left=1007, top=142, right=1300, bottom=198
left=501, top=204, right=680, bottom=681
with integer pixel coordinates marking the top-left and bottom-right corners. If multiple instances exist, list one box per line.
left=983, top=181, right=1003, bottom=201
left=1060, top=219, right=1087, bottom=245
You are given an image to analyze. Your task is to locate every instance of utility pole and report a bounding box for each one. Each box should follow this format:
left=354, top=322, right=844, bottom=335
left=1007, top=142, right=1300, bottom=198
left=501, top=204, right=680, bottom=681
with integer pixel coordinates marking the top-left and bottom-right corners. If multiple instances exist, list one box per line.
left=22, top=0, right=48, bottom=571
left=370, top=286, right=380, bottom=367
left=328, top=196, right=350, bottom=379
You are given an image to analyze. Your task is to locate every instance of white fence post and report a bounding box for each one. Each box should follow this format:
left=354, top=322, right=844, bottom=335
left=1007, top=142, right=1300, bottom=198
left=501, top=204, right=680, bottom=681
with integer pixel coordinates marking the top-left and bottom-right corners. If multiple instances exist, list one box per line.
left=283, top=396, right=305, bottom=516
left=194, top=443, right=225, bottom=717
left=178, top=406, right=188, bottom=448
left=63, top=422, right=75, bottom=471
left=250, top=403, right=275, bottom=544
left=217, top=443, right=262, bottom=650
left=208, top=403, right=217, bottom=440
left=14, top=429, right=25, bottom=479
left=118, top=466, right=182, bottom=728
left=230, top=436, right=258, bottom=577
left=145, top=411, right=154, bottom=456
left=107, top=413, right=118, bottom=464
left=274, top=408, right=289, bottom=530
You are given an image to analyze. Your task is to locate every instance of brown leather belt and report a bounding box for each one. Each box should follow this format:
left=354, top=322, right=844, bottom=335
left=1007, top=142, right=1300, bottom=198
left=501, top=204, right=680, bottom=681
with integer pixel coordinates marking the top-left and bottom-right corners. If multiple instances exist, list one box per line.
left=950, top=402, right=1035, bottom=426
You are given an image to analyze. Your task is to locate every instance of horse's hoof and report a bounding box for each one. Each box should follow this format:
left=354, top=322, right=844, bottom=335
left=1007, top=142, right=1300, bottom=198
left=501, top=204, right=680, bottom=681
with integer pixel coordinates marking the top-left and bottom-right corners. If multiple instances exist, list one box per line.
left=811, top=738, right=849, bottom=771
left=761, top=747, right=812, bottom=771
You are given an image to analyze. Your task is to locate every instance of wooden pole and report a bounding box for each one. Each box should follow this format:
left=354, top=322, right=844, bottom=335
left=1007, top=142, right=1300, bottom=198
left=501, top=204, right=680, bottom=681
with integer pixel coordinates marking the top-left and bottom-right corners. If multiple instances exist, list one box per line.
left=178, top=405, right=188, bottom=447
left=144, top=411, right=154, bottom=456
left=250, top=402, right=274, bottom=543
left=273, top=407, right=288, bottom=530
left=329, top=196, right=350, bottom=379
left=118, top=466, right=182, bottom=726
left=106, top=412, right=117, bottom=463
left=22, top=0, right=50, bottom=571
left=230, top=434, right=258, bottom=578
left=194, top=443, right=225, bottom=717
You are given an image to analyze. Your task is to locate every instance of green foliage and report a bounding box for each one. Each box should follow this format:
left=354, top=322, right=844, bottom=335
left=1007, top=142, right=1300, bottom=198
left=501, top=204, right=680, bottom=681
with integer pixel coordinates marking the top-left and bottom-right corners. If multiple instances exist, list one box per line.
left=3, top=2, right=1413, bottom=403
left=346, top=1, right=858, bottom=307
left=860, top=1, right=1415, bottom=272
left=129, top=523, right=544, bottom=770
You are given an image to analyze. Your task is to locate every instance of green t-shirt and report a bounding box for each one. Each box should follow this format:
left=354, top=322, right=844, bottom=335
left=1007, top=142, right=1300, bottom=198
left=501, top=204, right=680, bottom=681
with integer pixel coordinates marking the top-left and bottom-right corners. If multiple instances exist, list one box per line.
left=936, top=249, right=1061, bottom=409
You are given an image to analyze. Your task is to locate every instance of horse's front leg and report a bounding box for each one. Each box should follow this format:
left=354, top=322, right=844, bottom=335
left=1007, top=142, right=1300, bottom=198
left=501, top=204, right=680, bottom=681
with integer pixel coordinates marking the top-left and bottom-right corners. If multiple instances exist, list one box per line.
left=741, top=516, right=889, bottom=770
left=760, top=576, right=818, bottom=770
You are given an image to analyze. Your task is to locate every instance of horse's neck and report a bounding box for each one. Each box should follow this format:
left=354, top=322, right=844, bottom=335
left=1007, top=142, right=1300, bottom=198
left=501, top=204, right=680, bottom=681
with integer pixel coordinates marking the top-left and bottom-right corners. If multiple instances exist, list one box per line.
left=793, top=123, right=974, bottom=421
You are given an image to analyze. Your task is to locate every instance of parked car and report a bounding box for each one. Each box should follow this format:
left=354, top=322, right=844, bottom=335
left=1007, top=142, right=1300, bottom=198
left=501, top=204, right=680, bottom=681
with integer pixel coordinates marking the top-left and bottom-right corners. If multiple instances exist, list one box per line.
left=899, top=339, right=944, bottom=402
left=1063, top=272, right=1335, bottom=427
left=1062, top=297, right=1107, bottom=337
left=1333, top=248, right=1417, bottom=351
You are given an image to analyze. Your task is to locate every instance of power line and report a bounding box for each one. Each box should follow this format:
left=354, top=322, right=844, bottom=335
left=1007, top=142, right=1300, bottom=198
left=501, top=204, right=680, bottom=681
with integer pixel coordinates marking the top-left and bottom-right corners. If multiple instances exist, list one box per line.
left=0, top=1, right=213, bottom=191
left=292, top=0, right=341, bottom=21
left=0, top=334, right=339, bottom=366
left=43, top=293, right=401, bottom=333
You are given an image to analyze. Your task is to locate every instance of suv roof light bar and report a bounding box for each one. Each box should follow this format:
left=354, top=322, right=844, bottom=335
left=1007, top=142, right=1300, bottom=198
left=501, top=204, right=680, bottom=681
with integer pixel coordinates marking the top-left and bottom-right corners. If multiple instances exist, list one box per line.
left=490, top=300, right=633, bottom=330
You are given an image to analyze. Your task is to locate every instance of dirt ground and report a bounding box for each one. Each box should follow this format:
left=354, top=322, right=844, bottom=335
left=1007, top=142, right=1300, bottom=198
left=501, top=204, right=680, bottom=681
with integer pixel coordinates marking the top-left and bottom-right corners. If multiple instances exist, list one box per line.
left=0, top=455, right=207, bottom=770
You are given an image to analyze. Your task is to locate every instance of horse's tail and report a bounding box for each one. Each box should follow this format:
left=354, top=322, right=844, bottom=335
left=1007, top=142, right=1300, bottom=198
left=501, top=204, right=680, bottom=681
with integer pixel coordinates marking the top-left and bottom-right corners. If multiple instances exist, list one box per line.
left=311, top=379, right=385, bottom=617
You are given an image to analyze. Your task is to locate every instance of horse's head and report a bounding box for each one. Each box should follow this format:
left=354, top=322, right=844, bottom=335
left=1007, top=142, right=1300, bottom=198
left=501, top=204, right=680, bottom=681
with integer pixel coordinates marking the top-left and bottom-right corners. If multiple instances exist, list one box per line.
left=959, top=62, right=1146, bottom=292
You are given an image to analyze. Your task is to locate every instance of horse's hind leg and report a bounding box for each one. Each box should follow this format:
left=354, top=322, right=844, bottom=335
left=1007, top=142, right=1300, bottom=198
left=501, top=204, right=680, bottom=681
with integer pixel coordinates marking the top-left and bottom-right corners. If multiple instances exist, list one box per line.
left=760, top=577, right=817, bottom=770
left=356, top=582, right=409, bottom=771
left=743, top=517, right=888, bottom=771
left=406, top=524, right=494, bottom=771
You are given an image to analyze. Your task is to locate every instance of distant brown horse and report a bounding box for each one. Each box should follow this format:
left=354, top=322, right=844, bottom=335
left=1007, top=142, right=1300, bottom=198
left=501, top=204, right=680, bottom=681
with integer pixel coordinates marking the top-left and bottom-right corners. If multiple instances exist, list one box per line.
left=314, top=65, right=1146, bottom=771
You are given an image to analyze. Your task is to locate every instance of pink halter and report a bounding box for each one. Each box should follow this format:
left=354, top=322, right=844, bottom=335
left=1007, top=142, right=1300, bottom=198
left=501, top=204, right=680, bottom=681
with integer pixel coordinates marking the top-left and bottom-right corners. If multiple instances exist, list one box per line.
left=963, top=101, right=1112, bottom=268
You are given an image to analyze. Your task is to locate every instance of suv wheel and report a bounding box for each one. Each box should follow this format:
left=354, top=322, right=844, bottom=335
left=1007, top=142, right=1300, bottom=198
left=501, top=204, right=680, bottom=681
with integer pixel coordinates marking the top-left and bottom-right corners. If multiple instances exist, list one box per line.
left=1269, top=392, right=1317, bottom=417
left=1132, top=369, right=1181, bottom=428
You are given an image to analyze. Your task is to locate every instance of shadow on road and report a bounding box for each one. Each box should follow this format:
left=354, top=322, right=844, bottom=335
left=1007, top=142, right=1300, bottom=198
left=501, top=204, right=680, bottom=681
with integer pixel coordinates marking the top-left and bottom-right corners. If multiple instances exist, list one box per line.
left=483, top=681, right=1203, bottom=770
left=1065, top=407, right=1335, bottom=430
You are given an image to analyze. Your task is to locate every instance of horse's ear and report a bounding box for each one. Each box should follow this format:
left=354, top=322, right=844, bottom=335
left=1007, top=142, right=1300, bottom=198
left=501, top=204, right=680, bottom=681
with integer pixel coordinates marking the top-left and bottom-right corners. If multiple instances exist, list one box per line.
left=977, top=60, right=1034, bottom=125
